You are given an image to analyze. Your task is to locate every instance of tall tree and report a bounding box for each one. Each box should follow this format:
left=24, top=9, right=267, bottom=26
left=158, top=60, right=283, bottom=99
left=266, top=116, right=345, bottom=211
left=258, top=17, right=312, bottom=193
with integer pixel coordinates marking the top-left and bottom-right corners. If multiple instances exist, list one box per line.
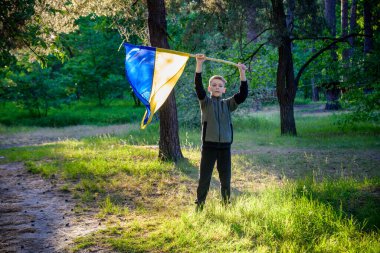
left=147, top=0, right=183, bottom=162
left=311, top=10, right=320, bottom=102
left=324, top=0, right=337, bottom=56
left=348, top=0, right=358, bottom=57
left=271, top=0, right=297, bottom=135
left=324, top=0, right=341, bottom=110
left=341, top=0, right=349, bottom=61
left=363, top=0, right=373, bottom=53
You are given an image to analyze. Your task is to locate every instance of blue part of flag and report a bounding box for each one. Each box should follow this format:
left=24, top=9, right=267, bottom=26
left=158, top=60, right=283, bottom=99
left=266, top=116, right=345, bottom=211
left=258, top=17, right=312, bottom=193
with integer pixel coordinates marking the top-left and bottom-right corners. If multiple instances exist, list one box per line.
left=124, top=43, right=190, bottom=129
left=124, top=43, right=156, bottom=124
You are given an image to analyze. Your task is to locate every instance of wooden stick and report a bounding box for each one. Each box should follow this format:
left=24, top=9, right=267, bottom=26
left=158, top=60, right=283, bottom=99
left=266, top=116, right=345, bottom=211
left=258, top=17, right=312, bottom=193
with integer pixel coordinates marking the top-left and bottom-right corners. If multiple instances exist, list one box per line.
left=189, top=54, right=239, bottom=67
left=119, top=41, right=239, bottom=67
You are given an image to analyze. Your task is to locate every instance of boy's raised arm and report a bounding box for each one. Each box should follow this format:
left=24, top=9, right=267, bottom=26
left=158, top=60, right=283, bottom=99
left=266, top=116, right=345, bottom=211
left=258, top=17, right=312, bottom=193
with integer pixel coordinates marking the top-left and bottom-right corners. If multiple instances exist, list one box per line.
left=195, top=54, right=206, bottom=100
left=238, top=62, right=247, bottom=81
left=196, top=54, right=205, bottom=73
left=233, top=62, right=248, bottom=104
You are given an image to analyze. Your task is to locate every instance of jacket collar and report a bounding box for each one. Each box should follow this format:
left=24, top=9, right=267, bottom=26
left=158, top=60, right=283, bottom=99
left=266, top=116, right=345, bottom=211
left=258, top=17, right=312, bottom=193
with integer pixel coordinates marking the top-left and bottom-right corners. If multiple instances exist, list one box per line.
left=211, top=95, right=222, bottom=100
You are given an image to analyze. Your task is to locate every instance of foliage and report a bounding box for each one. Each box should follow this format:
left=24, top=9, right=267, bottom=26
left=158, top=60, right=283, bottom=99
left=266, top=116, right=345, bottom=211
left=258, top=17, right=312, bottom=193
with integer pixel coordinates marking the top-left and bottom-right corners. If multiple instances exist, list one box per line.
left=341, top=84, right=380, bottom=123
left=0, top=99, right=144, bottom=127
left=58, top=15, right=128, bottom=105
left=0, top=14, right=133, bottom=119
left=338, top=31, right=380, bottom=123
left=1, top=0, right=379, bottom=130
left=0, top=0, right=36, bottom=66
left=0, top=56, right=66, bottom=117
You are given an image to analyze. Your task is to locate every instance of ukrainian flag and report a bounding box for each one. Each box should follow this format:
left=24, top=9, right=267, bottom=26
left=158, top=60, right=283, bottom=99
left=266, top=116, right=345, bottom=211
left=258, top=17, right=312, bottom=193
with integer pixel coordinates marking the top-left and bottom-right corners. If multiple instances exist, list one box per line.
left=124, top=43, right=190, bottom=129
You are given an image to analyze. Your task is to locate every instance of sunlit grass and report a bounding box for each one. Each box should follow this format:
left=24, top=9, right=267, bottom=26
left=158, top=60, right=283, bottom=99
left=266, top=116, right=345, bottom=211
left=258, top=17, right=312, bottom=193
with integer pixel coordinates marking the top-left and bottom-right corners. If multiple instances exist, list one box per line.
left=76, top=179, right=380, bottom=252
left=98, top=195, right=130, bottom=218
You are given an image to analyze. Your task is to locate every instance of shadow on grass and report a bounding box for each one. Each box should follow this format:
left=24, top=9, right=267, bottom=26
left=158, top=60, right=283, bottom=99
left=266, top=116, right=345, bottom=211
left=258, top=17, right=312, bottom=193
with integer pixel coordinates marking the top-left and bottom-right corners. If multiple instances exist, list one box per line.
left=294, top=177, right=380, bottom=231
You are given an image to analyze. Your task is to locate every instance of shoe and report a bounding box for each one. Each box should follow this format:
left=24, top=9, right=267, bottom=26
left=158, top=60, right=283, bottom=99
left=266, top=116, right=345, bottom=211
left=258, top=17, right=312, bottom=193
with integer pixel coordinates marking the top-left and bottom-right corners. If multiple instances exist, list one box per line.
left=195, top=201, right=204, bottom=212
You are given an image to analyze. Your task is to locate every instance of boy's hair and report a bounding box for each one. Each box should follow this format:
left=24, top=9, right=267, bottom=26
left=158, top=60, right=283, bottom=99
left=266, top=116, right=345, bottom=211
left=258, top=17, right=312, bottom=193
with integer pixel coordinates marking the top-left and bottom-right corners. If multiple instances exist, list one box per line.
left=209, top=75, right=227, bottom=86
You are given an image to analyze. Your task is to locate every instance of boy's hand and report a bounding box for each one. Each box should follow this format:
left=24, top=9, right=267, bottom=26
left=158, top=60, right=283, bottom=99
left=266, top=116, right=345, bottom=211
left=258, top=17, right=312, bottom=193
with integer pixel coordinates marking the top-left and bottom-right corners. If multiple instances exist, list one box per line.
left=196, top=54, right=206, bottom=64
left=196, top=54, right=206, bottom=73
left=237, top=62, right=247, bottom=72
left=237, top=62, right=247, bottom=81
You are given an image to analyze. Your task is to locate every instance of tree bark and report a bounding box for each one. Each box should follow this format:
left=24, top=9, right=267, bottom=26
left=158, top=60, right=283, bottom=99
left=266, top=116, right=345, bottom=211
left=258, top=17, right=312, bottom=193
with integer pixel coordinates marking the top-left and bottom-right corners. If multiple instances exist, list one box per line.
left=341, top=0, right=349, bottom=62
left=311, top=77, right=319, bottom=101
left=324, top=0, right=337, bottom=60
left=348, top=0, right=357, bottom=56
left=272, top=0, right=297, bottom=136
left=147, top=0, right=183, bottom=162
left=363, top=0, right=373, bottom=53
left=247, top=5, right=258, bottom=42
left=324, top=0, right=340, bottom=110
left=324, top=82, right=341, bottom=110
left=311, top=8, right=320, bottom=102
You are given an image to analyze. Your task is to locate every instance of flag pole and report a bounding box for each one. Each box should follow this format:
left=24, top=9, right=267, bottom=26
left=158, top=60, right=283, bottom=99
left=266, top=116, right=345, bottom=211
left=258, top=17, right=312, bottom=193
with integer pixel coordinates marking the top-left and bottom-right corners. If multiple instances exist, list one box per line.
left=119, top=41, right=239, bottom=67
left=189, top=54, right=239, bottom=67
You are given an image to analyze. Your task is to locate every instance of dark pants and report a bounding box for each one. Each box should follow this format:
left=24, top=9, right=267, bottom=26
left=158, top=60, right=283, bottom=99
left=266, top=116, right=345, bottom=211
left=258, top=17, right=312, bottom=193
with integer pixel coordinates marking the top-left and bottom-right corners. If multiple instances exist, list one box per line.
left=196, top=147, right=231, bottom=205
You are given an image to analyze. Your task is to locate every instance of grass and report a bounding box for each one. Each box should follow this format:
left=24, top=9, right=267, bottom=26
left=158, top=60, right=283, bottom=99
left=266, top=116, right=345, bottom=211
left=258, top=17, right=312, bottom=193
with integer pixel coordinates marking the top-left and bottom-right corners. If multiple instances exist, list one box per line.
left=121, top=111, right=380, bottom=151
left=149, top=182, right=379, bottom=252
left=0, top=103, right=379, bottom=252
left=73, top=179, right=380, bottom=252
left=0, top=99, right=145, bottom=127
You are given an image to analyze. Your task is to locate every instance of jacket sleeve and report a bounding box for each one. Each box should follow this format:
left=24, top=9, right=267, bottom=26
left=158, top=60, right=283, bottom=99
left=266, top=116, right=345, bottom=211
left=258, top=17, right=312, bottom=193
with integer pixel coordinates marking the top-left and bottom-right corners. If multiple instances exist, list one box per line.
left=226, top=80, right=248, bottom=112
left=194, top=72, right=206, bottom=100
left=233, top=80, right=248, bottom=104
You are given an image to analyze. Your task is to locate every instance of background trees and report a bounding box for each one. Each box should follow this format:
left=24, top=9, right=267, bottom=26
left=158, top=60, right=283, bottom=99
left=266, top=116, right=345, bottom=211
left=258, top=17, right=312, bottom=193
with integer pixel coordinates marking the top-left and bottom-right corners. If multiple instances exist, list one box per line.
left=0, top=0, right=36, bottom=66
left=0, top=0, right=379, bottom=151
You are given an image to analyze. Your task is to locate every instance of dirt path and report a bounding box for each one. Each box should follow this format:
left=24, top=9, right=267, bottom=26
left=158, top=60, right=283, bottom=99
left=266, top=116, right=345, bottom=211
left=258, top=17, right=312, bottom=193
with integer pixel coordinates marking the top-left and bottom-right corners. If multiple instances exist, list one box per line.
left=0, top=163, right=104, bottom=253
left=0, top=124, right=138, bottom=252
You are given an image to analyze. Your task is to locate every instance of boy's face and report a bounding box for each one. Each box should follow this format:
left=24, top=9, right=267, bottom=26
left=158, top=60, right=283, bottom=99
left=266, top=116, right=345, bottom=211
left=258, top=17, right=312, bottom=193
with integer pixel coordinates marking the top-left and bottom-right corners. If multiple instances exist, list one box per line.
left=208, top=79, right=226, bottom=97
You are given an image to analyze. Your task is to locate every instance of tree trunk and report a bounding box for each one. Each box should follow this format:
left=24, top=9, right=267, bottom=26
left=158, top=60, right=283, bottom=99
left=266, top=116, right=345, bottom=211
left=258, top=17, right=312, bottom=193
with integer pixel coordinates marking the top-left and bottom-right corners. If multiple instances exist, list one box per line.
left=348, top=0, right=357, bottom=57
left=324, top=0, right=337, bottom=60
left=324, top=0, right=340, bottom=110
left=303, top=84, right=309, bottom=100
left=324, top=82, right=341, bottom=110
left=147, top=0, right=183, bottom=162
left=311, top=77, right=319, bottom=101
left=363, top=0, right=373, bottom=53
left=341, top=0, right=349, bottom=62
left=247, top=5, right=257, bottom=42
left=272, top=0, right=297, bottom=136
left=96, top=82, right=103, bottom=106
left=311, top=8, right=319, bottom=102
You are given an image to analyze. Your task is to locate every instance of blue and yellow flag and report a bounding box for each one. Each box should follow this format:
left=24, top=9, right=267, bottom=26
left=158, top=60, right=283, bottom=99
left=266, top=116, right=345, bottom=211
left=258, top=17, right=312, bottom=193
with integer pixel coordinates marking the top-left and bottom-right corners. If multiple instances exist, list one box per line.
left=124, top=43, right=190, bottom=129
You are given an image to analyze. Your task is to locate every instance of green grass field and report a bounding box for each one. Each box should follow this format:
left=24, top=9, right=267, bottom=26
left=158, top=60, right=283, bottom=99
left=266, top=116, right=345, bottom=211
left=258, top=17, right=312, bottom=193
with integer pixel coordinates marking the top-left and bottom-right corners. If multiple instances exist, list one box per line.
left=0, top=100, right=145, bottom=127
left=0, top=103, right=379, bottom=252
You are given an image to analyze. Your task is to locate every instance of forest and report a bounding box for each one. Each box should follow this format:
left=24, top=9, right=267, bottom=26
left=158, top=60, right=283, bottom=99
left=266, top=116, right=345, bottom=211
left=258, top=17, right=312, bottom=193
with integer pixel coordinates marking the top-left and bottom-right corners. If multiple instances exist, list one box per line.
left=0, top=0, right=379, bottom=252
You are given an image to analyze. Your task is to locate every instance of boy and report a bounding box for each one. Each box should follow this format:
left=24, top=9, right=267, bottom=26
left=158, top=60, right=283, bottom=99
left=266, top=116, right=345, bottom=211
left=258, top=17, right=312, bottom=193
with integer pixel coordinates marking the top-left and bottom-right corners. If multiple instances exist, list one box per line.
left=194, top=54, right=248, bottom=210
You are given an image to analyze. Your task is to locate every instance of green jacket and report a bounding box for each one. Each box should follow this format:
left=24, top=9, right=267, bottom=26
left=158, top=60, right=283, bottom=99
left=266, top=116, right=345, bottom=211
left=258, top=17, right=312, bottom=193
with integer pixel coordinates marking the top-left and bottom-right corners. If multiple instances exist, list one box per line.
left=200, top=96, right=238, bottom=147
left=195, top=72, right=248, bottom=149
